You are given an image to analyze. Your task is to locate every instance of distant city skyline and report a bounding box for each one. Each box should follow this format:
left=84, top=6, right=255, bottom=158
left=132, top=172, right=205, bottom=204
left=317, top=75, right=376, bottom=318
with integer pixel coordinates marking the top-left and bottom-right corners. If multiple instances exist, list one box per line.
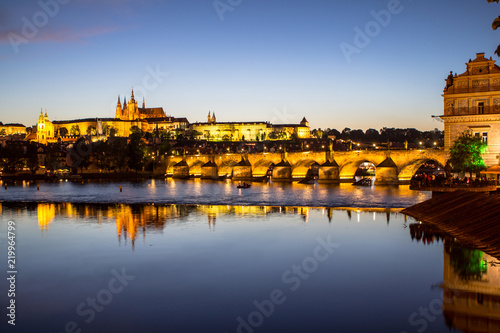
left=0, top=0, right=498, bottom=130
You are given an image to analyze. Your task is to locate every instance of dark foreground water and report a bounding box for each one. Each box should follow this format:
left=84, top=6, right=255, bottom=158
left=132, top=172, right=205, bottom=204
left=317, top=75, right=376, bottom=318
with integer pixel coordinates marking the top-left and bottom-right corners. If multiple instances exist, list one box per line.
left=1, top=201, right=499, bottom=333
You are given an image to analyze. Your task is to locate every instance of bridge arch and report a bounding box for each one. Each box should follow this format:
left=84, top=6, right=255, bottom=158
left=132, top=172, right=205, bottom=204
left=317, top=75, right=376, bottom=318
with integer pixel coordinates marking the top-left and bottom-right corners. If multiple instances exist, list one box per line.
left=218, top=160, right=238, bottom=177
left=188, top=160, right=205, bottom=176
left=339, top=159, right=378, bottom=180
left=253, top=159, right=275, bottom=177
left=292, top=159, right=320, bottom=178
left=165, top=159, right=181, bottom=175
left=398, top=159, right=445, bottom=182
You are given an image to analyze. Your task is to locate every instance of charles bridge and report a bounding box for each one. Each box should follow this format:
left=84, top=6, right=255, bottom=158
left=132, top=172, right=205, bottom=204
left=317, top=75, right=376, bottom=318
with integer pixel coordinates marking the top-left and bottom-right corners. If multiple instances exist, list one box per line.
left=165, top=149, right=446, bottom=184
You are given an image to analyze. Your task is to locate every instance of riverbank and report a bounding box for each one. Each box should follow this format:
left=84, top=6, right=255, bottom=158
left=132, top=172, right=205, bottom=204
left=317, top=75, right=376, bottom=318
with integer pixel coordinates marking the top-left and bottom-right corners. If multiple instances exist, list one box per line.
left=402, top=190, right=500, bottom=258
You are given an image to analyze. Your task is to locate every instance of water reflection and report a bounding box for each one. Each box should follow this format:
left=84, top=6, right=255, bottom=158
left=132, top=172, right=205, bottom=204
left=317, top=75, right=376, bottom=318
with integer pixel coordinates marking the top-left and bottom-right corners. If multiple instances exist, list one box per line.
left=2, top=202, right=498, bottom=332
left=410, top=222, right=500, bottom=332
left=3, top=202, right=402, bottom=248
left=443, top=242, right=500, bottom=332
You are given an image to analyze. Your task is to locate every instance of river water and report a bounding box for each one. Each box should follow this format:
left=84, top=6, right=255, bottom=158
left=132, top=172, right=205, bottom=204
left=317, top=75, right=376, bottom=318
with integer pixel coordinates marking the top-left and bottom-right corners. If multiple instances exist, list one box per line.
left=0, top=181, right=498, bottom=333
left=0, top=179, right=430, bottom=207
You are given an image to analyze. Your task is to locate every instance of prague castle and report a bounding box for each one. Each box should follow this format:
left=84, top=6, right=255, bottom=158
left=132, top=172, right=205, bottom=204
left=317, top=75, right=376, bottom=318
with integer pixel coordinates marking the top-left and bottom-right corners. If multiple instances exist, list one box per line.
left=115, top=90, right=166, bottom=120
left=28, top=90, right=310, bottom=144
left=441, top=52, right=500, bottom=166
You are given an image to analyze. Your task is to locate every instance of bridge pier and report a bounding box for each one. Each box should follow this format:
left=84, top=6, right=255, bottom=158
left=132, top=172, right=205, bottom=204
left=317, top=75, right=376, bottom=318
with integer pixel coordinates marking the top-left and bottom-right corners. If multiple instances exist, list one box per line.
left=233, top=157, right=253, bottom=181
left=272, top=160, right=292, bottom=182
left=374, top=157, right=398, bottom=185
left=318, top=159, right=340, bottom=183
left=173, top=160, right=190, bottom=179
left=201, top=161, right=219, bottom=180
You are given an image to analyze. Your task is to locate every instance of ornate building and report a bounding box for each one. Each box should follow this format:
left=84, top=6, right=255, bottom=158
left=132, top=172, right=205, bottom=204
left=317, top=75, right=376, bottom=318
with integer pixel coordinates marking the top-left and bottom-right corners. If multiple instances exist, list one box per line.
left=191, top=112, right=310, bottom=141
left=30, top=91, right=189, bottom=143
left=441, top=53, right=500, bottom=166
left=36, top=110, right=55, bottom=144
left=115, top=90, right=166, bottom=121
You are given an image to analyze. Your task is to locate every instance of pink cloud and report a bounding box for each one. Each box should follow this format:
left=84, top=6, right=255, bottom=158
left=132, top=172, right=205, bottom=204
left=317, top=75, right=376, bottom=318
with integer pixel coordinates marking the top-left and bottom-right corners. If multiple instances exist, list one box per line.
left=0, top=25, right=117, bottom=44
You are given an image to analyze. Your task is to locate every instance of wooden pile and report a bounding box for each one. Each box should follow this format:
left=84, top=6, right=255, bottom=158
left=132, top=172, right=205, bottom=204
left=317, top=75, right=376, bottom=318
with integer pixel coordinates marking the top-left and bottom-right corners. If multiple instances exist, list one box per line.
left=402, top=191, right=500, bottom=258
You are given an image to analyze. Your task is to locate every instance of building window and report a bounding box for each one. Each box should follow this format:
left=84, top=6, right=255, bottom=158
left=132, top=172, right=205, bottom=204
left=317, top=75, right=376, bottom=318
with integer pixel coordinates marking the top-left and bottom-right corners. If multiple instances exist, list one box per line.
left=478, top=101, right=485, bottom=114
left=482, top=132, right=488, bottom=144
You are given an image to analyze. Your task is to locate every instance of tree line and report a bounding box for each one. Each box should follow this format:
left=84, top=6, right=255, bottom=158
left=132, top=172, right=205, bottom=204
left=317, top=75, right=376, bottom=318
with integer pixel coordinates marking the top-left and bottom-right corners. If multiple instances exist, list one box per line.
left=311, top=127, right=444, bottom=146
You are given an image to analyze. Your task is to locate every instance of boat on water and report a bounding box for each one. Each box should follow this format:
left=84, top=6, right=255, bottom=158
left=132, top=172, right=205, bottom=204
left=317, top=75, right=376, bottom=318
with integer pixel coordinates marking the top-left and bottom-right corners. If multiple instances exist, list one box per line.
left=298, top=177, right=317, bottom=185
left=237, top=182, right=251, bottom=189
left=353, top=178, right=373, bottom=187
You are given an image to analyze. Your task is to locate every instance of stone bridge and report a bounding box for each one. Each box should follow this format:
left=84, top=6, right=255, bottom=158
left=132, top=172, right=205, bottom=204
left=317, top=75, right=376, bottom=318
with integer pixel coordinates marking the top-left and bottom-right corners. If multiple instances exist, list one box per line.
left=164, top=149, right=446, bottom=184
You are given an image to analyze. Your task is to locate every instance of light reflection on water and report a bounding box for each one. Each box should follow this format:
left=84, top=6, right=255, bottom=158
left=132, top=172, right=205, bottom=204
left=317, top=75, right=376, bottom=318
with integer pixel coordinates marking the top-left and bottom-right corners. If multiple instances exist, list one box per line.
left=1, top=202, right=498, bottom=332
left=0, top=179, right=430, bottom=207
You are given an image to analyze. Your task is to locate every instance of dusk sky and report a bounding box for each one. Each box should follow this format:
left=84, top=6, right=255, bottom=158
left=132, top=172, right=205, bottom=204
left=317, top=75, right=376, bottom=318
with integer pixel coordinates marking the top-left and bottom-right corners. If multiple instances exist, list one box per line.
left=0, top=0, right=498, bottom=131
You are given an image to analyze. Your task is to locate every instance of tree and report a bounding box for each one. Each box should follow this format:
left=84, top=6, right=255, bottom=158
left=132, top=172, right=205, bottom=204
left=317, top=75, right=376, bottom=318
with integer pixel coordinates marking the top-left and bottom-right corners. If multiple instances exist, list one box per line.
left=159, top=140, right=171, bottom=156
left=130, top=126, right=142, bottom=135
left=68, top=138, right=92, bottom=173
left=87, top=126, right=96, bottom=136
left=44, top=144, right=61, bottom=172
left=109, top=127, right=118, bottom=137
left=127, top=132, right=146, bottom=171
left=190, top=130, right=201, bottom=140
left=0, top=143, right=24, bottom=173
left=448, top=130, right=487, bottom=177
left=92, top=141, right=112, bottom=172
left=0, top=128, right=6, bottom=136
left=109, top=140, right=128, bottom=172
left=59, top=127, right=69, bottom=136
left=70, top=125, right=80, bottom=136
left=26, top=142, right=39, bottom=174
left=489, top=0, right=500, bottom=56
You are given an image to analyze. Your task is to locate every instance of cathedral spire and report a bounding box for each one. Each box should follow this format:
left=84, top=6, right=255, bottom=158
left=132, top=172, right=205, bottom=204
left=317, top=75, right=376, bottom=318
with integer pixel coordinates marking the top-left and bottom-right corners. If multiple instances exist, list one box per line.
left=142, top=97, right=145, bottom=109
left=117, top=95, right=121, bottom=105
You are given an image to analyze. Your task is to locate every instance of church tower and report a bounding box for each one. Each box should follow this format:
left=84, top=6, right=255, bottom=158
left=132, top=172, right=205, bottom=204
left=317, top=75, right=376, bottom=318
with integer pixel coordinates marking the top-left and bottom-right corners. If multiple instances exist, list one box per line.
left=211, top=112, right=216, bottom=123
left=36, top=109, right=54, bottom=144
left=207, top=111, right=212, bottom=123
left=127, top=89, right=139, bottom=120
left=116, top=95, right=122, bottom=119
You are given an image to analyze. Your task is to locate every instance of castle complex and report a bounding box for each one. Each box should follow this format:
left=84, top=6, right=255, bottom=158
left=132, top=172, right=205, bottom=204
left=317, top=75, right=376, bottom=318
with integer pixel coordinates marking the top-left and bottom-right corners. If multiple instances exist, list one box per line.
left=28, top=90, right=310, bottom=144
left=441, top=52, right=500, bottom=167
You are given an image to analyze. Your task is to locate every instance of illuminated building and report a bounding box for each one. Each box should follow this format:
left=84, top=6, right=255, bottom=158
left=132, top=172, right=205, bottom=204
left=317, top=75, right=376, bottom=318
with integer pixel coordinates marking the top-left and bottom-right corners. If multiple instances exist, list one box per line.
left=0, top=123, right=26, bottom=136
left=115, top=90, right=166, bottom=121
left=29, top=92, right=309, bottom=143
left=441, top=52, right=500, bottom=166
left=36, top=110, right=55, bottom=144
left=191, top=112, right=310, bottom=141
left=31, top=90, right=188, bottom=141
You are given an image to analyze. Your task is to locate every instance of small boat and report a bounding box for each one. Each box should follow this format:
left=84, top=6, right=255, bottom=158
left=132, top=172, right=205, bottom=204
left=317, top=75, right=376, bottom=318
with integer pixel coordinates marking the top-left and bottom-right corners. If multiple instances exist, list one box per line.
left=353, top=178, right=372, bottom=187
left=299, top=177, right=316, bottom=185
left=237, top=182, right=251, bottom=189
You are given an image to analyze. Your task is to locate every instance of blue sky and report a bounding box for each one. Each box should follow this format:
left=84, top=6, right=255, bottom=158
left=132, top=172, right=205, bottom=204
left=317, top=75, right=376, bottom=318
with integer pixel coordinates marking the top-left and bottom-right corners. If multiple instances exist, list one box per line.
left=0, top=0, right=498, bottom=131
